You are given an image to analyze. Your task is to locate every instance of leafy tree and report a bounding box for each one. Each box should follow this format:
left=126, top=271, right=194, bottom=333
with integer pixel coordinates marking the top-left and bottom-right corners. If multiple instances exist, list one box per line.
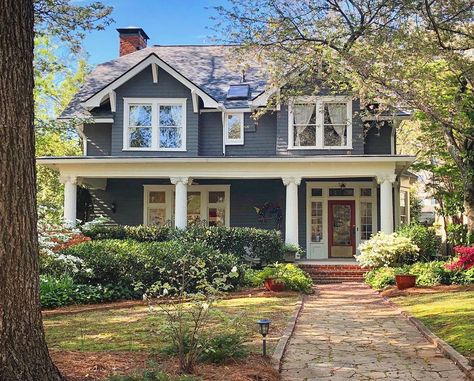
left=215, top=0, right=474, bottom=233
left=0, top=1, right=112, bottom=380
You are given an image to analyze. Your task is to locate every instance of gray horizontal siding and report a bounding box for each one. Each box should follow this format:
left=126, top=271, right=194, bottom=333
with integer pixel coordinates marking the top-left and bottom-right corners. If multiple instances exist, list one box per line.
left=84, top=123, right=112, bottom=156
left=111, top=67, right=198, bottom=157
left=364, top=121, right=393, bottom=155
left=198, top=112, right=277, bottom=156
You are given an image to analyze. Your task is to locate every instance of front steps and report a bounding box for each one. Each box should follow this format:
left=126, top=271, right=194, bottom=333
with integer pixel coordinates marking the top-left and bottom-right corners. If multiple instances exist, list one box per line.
left=298, top=264, right=368, bottom=284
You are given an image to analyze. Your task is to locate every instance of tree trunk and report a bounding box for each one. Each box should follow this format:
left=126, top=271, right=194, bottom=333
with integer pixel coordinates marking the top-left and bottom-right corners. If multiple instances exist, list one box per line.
left=0, top=1, right=64, bottom=380
left=464, top=179, right=474, bottom=236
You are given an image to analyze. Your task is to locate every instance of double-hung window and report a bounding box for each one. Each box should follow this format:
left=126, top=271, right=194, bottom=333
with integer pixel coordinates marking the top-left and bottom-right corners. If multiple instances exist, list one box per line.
left=289, top=97, right=352, bottom=149
left=224, top=112, right=244, bottom=145
left=124, top=98, right=186, bottom=151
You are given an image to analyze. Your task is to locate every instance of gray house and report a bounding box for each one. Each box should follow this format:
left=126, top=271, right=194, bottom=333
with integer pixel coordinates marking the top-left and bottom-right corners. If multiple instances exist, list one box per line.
left=38, top=27, right=414, bottom=261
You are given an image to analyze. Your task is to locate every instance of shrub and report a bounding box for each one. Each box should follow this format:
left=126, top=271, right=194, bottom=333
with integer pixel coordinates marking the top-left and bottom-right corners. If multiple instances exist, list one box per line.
left=199, top=332, right=248, bottom=363
left=446, top=223, right=474, bottom=247
left=364, top=267, right=396, bottom=289
left=82, top=222, right=173, bottom=242
left=247, top=263, right=313, bottom=293
left=40, top=275, right=132, bottom=308
left=61, top=239, right=243, bottom=295
left=446, top=246, right=474, bottom=271
left=397, top=224, right=441, bottom=261
left=357, top=232, right=419, bottom=268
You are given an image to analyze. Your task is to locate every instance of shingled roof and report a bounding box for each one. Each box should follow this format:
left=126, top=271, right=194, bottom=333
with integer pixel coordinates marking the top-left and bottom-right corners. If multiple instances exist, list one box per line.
left=60, top=45, right=267, bottom=119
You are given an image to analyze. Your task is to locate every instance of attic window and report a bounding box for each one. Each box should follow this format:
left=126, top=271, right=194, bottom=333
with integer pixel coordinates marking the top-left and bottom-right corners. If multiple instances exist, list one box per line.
left=226, top=84, right=250, bottom=100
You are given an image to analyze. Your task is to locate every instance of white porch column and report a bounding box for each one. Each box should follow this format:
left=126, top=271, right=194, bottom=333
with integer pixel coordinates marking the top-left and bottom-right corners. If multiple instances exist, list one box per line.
left=171, top=177, right=190, bottom=229
left=61, top=176, right=77, bottom=227
left=282, top=177, right=301, bottom=245
left=377, top=174, right=396, bottom=234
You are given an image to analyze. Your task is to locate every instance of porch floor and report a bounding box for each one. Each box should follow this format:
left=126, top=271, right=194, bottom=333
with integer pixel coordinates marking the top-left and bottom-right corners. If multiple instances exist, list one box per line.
left=297, top=258, right=358, bottom=265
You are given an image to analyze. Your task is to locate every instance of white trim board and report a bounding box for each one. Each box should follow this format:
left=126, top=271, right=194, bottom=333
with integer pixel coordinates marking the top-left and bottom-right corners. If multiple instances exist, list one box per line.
left=81, top=54, right=220, bottom=111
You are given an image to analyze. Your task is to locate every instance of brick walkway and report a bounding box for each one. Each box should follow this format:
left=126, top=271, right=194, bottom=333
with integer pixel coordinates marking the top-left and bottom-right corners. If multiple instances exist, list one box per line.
left=281, top=283, right=467, bottom=380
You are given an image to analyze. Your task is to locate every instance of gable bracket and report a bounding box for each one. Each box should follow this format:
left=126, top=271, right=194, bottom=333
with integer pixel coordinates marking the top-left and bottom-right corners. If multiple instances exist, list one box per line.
left=109, top=90, right=117, bottom=113
left=191, top=89, right=199, bottom=113
left=151, top=63, right=159, bottom=84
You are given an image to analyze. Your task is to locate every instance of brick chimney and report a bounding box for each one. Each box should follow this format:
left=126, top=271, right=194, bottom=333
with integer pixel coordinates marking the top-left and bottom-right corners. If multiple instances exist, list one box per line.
left=117, top=27, right=149, bottom=56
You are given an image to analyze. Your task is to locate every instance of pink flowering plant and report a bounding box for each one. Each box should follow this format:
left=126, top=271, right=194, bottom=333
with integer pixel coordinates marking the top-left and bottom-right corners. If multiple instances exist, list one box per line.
left=445, top=246, right=474, bottom=271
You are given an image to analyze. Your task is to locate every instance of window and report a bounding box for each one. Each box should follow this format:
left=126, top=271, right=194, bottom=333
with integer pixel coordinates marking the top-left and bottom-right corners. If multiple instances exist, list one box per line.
left=360, top=201, right=373, bottom=240
left=208, top=191, right=226, bottom=226
left=400, top=190, right=409, bottom=224
left=360, top=188, right=372, bottom=197
left=289, top=97, right=352, bottom=149
left=311, top=201, right=323, bottom=242
left=144, top=185, right=229, bottom=227
left=329, top=188, right=354, bottom=197
left=147, top=191, right=167, bottom=226
left=124, top=98, right=186, bottom=151
left=225, top=113, right=244, bottom=145
left=226, top=84, right=250, bottom=100
left=311, top=188, right=323, bottom=197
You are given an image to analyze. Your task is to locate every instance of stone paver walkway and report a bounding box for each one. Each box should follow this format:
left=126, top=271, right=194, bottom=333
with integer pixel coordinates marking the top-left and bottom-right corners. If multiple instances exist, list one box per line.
left=281, top=283, right=467, bottom=380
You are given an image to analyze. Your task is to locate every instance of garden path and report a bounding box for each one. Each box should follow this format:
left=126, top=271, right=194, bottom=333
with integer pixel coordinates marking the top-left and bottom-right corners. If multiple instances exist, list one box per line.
left=280, top=283, right=467, bottom=380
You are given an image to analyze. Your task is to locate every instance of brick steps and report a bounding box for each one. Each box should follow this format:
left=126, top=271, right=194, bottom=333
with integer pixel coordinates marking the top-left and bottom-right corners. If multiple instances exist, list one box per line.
left=298, top=264, right=367, bottom=284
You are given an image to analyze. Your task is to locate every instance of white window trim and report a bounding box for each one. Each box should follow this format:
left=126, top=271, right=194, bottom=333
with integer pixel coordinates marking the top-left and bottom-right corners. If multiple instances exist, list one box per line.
left=288, top=96, right=352, bottom=150
left=143, top=184, right=230, bottom=226
left=224, top=112, right=244, bottom=145
left=123, top=97, right=187, bottom=151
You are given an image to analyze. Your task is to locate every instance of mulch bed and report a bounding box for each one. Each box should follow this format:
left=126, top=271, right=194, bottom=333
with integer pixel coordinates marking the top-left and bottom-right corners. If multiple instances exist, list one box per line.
left=50, top=350, right=279, bottom=381
left=381, top=284, right=474, bottom=298
left=42, top=289, right=299, bottom=318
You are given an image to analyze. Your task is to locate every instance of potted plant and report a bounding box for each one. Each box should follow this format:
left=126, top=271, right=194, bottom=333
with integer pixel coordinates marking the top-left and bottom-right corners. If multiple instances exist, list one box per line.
left=258, top=264, right=286, bottom=292
left=283, top=243, right=302, bottom=263
left=395, top=267, right=417, bottom=290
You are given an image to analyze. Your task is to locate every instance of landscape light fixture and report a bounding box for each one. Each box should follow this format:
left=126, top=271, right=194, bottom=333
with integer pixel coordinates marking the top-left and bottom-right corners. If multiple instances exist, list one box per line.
left=257, top=319, right=271, bottom=356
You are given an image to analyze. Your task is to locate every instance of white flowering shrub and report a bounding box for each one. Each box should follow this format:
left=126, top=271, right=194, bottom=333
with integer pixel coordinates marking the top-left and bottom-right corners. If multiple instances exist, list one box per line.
left=356, top=232, right=419, bottom=268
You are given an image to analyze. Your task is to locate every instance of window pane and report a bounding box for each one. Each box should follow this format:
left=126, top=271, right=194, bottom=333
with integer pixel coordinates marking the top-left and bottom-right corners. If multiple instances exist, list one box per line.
left=311, top=201, right=323, bottom=242
left=360, top=201, right=373, bottom=240
left=227, top=114, right=242, bottom=140
left=293, top=104, right=316, bottom=125
left=129, top=127, right=152, bottom=148
left=329, top=188, right=354, bottom=196
left=160, top=127, right=182, bottom=148
left=149, top=191, right=166, bottom=203
left=187, top=192, right=201, bottom=225
left=360, top=188, right=372, bottom=197
left=324, top=125, right=347, bottom=146
left=208, top=207, right=225, bottom=226
left=311, top=188, right=322, bottom=197
left=129, top=105, right=151, bottom=126
left=324, top=103, right=347, bottom=124
left=148, top=208, right=166, bottom=226
left=294, top=125, right=316, bottom=146
left=159, top=105, right=182, bottom=126
left=209, top=191, right=225, bottom=203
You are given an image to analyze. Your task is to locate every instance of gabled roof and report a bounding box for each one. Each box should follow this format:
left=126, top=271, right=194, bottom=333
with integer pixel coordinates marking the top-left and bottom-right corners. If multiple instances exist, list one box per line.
left=60, top=45, right=267, bottom=119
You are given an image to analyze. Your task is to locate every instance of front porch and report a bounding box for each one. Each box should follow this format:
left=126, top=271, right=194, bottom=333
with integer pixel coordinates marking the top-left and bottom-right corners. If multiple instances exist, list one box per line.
left=38, top=156, right=413, bottom=261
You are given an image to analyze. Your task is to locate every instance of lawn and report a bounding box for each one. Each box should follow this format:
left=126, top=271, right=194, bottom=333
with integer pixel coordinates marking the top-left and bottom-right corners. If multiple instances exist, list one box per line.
left=390, top=290, right=474, bottom=357
left=44, top=295, right=299, bottom=355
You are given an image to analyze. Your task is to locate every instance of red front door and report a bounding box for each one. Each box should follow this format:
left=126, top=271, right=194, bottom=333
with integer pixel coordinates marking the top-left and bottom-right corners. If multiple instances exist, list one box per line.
left=328, top=200, right=356, bottom=258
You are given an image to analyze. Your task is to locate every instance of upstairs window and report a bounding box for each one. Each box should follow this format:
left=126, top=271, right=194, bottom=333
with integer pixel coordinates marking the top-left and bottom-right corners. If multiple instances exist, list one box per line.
left=224, top=112, right=244, bottom=145
left=124, top=98, right=186, bottom=151
left=289, top=97, right=352, bottom=149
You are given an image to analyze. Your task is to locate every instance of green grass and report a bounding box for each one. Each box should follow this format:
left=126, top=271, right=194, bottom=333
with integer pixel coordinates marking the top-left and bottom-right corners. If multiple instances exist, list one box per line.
left=44, top=296, right=298, bottom=354
left=391, top=291, right=474, bottom=357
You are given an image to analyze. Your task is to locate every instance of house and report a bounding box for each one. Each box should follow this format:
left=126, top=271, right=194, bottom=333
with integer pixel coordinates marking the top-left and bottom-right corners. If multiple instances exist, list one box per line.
left=38, top=27, right=415, bottom=261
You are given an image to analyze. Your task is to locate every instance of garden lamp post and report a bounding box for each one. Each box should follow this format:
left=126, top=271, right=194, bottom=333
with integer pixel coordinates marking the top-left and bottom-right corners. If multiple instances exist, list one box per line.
left=257, top=319, right=271, bottom=356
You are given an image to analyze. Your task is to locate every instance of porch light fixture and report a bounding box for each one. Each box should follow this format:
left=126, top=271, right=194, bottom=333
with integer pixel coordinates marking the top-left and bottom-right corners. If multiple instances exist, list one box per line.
left=339, top=183, right=346, bottom=190
left=257, top=319, right=271, bottom=356
left=110, top=202, right=117, bottom=214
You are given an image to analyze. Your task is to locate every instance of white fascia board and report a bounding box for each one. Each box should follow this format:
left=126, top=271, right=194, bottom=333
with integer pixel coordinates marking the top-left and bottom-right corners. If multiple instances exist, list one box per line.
left=251, top=87, right=278, bottom=107
left=81, top=54, right=220, bottom=110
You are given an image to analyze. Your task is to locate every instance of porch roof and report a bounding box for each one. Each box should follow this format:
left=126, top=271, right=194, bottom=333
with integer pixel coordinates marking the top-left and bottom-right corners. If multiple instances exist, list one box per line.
left=37, top=155, right=415, bottom=180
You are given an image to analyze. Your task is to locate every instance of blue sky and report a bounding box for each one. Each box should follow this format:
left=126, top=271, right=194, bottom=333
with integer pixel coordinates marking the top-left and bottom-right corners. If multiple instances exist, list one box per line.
left=81, top=0, right=227, bottom=65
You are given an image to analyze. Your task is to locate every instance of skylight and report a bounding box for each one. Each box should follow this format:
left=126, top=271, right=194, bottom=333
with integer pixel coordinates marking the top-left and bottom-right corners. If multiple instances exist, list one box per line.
left=226, top=84, right=250, bottom=100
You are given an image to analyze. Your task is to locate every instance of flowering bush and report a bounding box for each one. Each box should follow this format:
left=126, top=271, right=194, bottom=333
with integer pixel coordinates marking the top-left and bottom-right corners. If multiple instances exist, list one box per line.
left=446, top=246, right=474, bottom=271
left=357, top=232, right=419, bottom=268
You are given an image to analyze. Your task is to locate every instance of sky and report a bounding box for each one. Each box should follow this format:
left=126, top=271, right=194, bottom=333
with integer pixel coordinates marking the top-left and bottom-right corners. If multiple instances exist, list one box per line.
left=81, top=0, right=228, bottom=65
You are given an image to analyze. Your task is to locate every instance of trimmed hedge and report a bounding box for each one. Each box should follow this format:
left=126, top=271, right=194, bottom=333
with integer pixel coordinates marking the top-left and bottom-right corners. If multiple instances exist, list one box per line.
left=81, top=224, right=285, bottom=264
left=60, top=239, right=243, bottom=295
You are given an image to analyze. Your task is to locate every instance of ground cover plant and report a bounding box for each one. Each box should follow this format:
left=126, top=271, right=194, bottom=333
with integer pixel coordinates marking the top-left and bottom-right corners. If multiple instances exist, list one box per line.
left=245, top=263, right=313, bottom=293
left=390, top=290, right=474, bottom=357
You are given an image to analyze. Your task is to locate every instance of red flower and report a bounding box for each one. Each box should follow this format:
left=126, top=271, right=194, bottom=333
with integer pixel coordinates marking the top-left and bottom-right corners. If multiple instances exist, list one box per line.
left=446, top=246, right=474, bottom=271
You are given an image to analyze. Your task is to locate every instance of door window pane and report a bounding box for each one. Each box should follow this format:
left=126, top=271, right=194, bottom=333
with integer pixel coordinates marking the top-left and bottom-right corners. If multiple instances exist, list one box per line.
left=332, top=204, right=351, bottom=245
left=149, top=191, right=165, bottom=204
left=209, top=191, right=225, bottom=203
left=360, top=201, right=373, bottom=240
left=311, top=201, right=323, bottom=242
left=360, top=188, right=372, bottom=197
left=208, top=191, right=226, bottom=226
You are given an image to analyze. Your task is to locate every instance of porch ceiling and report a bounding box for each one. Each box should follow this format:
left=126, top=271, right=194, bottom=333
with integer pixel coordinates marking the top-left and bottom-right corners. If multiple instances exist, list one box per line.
left=37, top=155, right=415, bottom=179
